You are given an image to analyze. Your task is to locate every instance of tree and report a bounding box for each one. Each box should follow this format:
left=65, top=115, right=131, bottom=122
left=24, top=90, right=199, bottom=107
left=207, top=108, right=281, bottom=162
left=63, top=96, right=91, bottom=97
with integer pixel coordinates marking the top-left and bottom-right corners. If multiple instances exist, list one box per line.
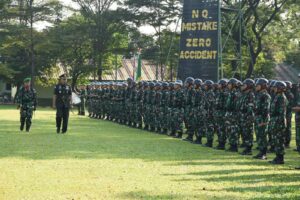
left=73, top=0, right=130, bottom=81
left=123, top=0, right=181, bottom=80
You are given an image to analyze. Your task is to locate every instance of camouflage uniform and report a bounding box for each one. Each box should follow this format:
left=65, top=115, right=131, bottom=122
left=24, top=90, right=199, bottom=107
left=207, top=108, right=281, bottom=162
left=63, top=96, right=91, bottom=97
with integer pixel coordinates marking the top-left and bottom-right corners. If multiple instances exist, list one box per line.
left=284, top=89, right=294, bottom=147
left=254, top=90, right=271, bottom=157
left=240, top=89, right=255, bottom=152
left=270, top=89, right=287, bottom=164
left=203, top=87, right=215, bottom=146
left=17, top=85, right=37, bottom=132
left=215, top=87, right=228, bottom=148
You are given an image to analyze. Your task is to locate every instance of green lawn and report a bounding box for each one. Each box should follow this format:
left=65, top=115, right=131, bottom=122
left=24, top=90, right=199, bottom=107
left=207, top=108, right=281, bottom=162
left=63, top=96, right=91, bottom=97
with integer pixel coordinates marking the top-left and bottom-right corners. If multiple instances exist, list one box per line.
left=0, top=105, right=300, bottom=200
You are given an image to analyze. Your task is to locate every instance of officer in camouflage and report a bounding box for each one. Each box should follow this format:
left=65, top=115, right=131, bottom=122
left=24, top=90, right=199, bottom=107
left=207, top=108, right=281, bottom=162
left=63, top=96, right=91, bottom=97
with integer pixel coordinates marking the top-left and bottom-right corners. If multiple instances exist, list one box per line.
left=17, top=77, right=37, bottom=132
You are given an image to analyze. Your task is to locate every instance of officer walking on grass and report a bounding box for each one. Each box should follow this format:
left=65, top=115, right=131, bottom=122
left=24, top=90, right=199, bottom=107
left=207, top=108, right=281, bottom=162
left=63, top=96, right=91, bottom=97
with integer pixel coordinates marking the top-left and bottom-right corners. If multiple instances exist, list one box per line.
left=16, top=77, right=37, bottom=132
left=52, top=74, right=72, bottom=134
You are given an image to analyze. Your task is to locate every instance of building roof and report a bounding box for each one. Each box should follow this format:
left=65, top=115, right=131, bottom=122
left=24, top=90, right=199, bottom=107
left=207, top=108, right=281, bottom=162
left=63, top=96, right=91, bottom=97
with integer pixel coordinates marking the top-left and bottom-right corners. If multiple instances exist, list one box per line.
left=102, top=59, right=162, bottom=81
left=274, top=63, right=298, bottom=83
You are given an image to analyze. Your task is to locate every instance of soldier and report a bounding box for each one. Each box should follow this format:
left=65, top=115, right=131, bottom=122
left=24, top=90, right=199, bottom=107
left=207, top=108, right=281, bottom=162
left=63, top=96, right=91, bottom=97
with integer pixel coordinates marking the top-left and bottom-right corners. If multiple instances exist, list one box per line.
left=172, top=80, right=184, bottom=138
left=293, top=74, right=300, bottom=153
left=239, top=79, right=255, bottom=155
left=284, top=81, right=294, bottom=148
left=183, top=77, right=195, bottom=142
left=77, top=85, right=87, bottom=116
left=52, top=74, right=72, bottom=134
left=17, top=77, right=37, bottom=132
left=269, top=81, right=287, bottom=164
left=160, top=82, right=170, bottom=134
left=225, top=78, right=239, bottom=152
left=168, top=82, right=176, bottom=136
left=215, top=79, right=228, bottom=150
left=253, top=78, right=271, bottom=160
left=267, top=80, right=277, bottom=153
left=203, top=80, right=216, bottom=148
left=192, top=79, right=204, bottom=144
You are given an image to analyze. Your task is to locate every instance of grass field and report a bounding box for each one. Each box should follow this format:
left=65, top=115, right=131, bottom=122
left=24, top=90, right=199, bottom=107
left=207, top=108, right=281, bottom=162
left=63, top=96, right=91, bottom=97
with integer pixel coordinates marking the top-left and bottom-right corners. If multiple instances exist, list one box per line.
left=0, top=105, right=300, bottom=200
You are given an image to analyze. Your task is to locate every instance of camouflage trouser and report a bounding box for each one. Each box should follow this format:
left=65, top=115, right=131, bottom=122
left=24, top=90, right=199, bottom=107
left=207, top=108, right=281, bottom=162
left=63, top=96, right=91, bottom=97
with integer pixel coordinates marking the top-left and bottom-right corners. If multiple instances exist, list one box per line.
left=184, top=106, right=194, bottom=135
left=172, top=108, right=184, bottom=133
left=273, top=119, right=286, bottom=156
left=205, top=118, right=215, bottom=142
left=149, top=105, right=156, bottom=128
left=216, top=111, right=226, bottom=144
left=194, top=109, right=205, bottom=138
left=20, top=106, right=33, bottom=128
left=285, top=112, right=292, bottom=145
left=268, top=118, right=275, bottom=148
left=160, top=107, right=169, bottom=130
left=255, top=116, right=269, bottom=152
left=227, top=112, right=239, bottom=146
left=295, top=113, right=300, bottom=149
left=241, top=118, right=254, bottom=148
left=144, top=104, right=151, bottom=127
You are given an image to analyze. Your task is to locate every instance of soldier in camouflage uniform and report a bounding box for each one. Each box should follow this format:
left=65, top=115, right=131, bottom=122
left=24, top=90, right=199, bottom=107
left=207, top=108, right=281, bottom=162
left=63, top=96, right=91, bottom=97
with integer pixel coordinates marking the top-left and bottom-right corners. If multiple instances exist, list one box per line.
left=284, top=81, right=294, bottom=148
left=269, top=81, right=287, bottom=164
left=17, top=78, right=37, bottom=132
left=215, top=79, right=228, bottom=150
left=203, top=80, right=216, bottom=147
left=168, top=82, right=176, bottom=136
left=225, top=78, right=240, bottom=152
left=172, top=81, right=184, bottom=138
left=267, top=81, right=278, bottom=153
left=192, top=79, right=204, bottom=144
left=239, top=79, right=255, bottom=155
left=136, top=82, right=144, bottom=129
left=294, top=74, right=300, bottom=153
left=183, top=77, right=195, bottom=142
left=253, top=78, right=271, bottom=160
left=160, top=82, right=170, bottom=134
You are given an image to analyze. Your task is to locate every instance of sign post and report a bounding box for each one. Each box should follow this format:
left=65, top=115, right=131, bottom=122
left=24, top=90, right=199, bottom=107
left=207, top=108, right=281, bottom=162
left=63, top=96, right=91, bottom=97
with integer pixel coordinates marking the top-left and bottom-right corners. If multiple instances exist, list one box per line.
left=177, top=0, right=220, bottom=81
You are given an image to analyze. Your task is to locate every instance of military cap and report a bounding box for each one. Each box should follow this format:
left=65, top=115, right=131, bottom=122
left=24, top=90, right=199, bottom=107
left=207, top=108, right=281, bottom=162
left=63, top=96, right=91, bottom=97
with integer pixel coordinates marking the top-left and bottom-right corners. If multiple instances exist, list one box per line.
left=204, top=80, right=214, bottom=86
left=194, top=79, right=203, bottom=86
left=185, top=77, right=194, bottom=85
left=243, top=79, right=255, bottom=87
left=256, top=78, right=269, bottom=86
left=23, top=77, right=31, bottom=83
left=285, top=81, right=292, bottom=89
left=275, top=81, right=286, bottom=89
left=218, top=79, right=228, bottom=86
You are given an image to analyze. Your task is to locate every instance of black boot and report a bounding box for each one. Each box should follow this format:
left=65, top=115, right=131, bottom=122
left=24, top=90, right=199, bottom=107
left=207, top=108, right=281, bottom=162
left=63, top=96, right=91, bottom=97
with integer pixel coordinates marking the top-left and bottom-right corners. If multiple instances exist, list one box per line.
left=169, top=130, right=176, bottom=137
left=269, top=155, right=284, bottom=164
left=175, top=132, right=183, bottom=139
left=183, top=135, right=193, bottom=142
left=144, top=125, right=149, bottom=131
left=162, top=129, right=168, bottom=135
left=138, top=124, right=143, bottom=129
left=193, top=137, right=202, bottom=144
left=215, top=143, right=225, bottom=150
left=204, top=140, right=213, bottom=148
left=227, top=145, right=238, bottom=152
left=253, top=149, right=267, bottom=160
left=240, top=147, right=252, bottom=155
left=294, top=147, right=300, bottom=152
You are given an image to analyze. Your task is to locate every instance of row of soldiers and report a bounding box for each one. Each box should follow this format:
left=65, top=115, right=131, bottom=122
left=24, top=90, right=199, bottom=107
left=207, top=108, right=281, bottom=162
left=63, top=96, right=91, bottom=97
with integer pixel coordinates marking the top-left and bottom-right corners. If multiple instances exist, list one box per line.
left=86, top=77, right=298, bottom=165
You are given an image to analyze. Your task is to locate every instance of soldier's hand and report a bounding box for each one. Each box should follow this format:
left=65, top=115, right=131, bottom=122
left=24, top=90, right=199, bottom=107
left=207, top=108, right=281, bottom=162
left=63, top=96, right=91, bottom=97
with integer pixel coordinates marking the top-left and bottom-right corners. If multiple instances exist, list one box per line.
left=17, top=105, right=20, bottom=110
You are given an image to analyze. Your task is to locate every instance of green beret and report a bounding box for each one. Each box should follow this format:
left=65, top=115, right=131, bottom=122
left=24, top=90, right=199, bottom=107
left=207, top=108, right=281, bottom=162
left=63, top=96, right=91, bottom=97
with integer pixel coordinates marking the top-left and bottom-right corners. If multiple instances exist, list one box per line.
left=23, top=77, right=31, bottom=83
